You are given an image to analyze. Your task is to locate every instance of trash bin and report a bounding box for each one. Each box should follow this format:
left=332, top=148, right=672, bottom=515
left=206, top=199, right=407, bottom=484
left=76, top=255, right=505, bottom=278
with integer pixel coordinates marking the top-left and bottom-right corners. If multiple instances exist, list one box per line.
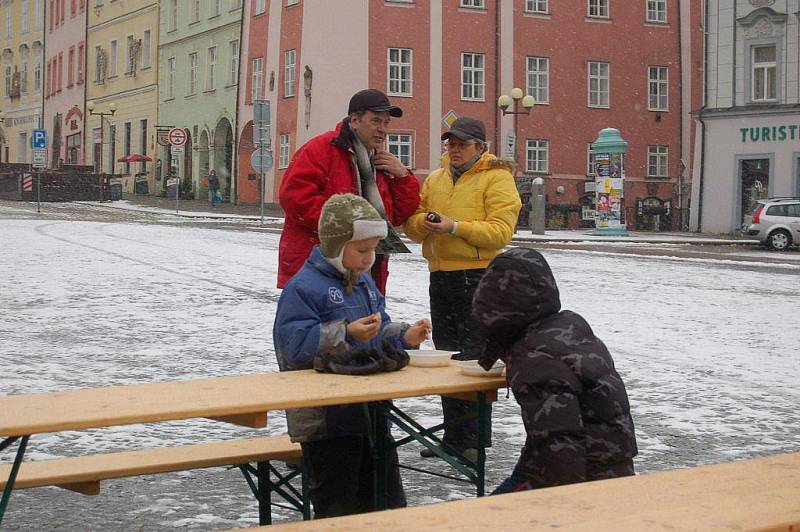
left=109, top=177, right=123, bottom=201
left=134, top=175, right=149, bottom=195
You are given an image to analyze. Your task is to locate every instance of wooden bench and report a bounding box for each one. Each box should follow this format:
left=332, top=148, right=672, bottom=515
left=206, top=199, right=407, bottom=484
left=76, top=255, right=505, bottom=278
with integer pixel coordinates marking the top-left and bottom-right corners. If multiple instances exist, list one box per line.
left=0, top=435, right=309, bottom=525
left=264, top=451, right=800, bottom=531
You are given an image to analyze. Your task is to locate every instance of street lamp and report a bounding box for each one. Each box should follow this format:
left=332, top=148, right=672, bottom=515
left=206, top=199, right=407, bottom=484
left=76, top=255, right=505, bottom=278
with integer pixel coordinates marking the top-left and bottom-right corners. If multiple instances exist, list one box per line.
left=86, top=100, right=116, bottom=173
left=498, top=88, right=536, bottom=232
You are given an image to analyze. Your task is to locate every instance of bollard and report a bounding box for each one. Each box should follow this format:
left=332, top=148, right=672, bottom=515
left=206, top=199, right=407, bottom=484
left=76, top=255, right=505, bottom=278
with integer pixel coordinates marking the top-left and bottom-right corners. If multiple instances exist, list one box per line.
left=530, top=177, right=545, bottom=235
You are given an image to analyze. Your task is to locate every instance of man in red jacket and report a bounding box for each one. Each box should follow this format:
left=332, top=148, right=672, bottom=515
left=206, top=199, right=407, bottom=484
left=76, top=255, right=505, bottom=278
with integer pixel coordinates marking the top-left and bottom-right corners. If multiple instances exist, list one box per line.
left=278, top=89, right=420, bottom=294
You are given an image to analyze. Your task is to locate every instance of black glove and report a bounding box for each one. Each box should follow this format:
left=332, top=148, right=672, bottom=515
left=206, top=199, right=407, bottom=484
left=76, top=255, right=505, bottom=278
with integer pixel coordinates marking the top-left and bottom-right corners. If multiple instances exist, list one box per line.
left=380, top=341, right=410, bottom=372
left=313, top=349, right=383, bottom=375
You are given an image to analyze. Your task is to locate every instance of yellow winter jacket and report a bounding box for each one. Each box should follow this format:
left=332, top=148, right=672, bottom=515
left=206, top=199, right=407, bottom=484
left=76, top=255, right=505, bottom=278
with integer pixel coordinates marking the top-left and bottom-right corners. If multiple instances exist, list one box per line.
left=404, top=151, right=522, bottom=272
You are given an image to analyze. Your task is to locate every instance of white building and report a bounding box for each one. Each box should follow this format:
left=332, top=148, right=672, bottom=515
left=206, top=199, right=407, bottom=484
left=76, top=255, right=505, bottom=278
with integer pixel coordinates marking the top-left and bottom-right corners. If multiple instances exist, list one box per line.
left=692, top=2, right=800, bottom=234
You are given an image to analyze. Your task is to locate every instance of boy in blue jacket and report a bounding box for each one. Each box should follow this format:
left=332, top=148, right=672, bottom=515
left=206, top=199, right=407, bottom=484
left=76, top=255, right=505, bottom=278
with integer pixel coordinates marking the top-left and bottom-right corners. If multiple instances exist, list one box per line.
left=273, top=193, right=431, bottom=518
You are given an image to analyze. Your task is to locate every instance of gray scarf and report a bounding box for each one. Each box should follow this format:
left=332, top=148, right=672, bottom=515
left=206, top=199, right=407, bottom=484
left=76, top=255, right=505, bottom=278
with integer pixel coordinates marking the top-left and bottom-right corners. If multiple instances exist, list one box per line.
left=352, top=136, right=388, bottom=220
left=450, top=152, right=483, bottom=183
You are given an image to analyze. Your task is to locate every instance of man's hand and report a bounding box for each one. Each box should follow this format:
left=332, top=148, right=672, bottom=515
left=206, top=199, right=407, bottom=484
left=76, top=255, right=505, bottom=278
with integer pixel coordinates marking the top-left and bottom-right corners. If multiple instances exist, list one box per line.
left=373, top=150, right=408, bottom=179
left=347, top=313, right=382, bottom=342
left=422, top=213, right=455, bottom=234
left=403, top=319, right=432, bottom=346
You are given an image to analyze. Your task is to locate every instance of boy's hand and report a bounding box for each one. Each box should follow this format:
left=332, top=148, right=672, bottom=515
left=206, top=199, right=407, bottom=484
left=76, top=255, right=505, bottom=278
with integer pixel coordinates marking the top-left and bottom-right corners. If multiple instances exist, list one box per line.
left=404, top=319, right=432, bottom=347
left=346, top=314, right=382, bottom=342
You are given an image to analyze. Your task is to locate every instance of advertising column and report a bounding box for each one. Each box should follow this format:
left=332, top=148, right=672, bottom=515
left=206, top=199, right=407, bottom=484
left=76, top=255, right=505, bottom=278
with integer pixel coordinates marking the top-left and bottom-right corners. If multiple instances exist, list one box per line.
left=591, top=128, right=628, bottom=236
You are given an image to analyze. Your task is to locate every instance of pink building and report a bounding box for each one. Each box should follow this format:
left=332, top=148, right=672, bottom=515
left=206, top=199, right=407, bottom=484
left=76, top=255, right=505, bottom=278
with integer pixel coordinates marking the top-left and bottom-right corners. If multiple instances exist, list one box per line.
left=237, top=1, right=701, bottom=231
left=43, top=0, right=87, bottom=166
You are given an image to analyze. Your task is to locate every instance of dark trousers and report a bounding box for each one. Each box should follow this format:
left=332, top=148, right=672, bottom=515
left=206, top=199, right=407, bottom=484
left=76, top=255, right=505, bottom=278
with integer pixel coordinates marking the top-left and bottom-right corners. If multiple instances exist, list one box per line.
left=300, top=435, right=406, bottom=519
left=429, top=269, right=492, bottom=449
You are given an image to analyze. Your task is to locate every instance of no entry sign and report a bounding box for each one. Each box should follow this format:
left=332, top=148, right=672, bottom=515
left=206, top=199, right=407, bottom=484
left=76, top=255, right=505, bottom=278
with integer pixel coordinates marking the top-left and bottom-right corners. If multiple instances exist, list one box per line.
left=168, top=128, right=188, bottom=146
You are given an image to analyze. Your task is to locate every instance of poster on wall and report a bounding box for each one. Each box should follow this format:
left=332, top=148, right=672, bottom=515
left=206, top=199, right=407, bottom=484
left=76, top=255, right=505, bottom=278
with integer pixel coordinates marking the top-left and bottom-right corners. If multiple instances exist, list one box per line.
left=594, top=152, right=625, bottom=229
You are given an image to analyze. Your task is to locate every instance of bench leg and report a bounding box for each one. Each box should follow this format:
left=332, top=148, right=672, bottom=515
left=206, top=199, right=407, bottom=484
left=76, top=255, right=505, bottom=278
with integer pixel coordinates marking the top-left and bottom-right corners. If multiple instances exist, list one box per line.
left=257, top=461, right=272, bottom=526
left=476, top=391, right=486, bottom=497
left=0, top=435, right=29, bottom=526
left=301, top=460, right=310, bottom=521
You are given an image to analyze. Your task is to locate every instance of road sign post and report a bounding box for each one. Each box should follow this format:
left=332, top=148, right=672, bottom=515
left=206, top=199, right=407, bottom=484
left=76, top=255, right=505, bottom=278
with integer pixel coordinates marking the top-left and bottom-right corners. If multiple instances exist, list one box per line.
left=250, top=147, right=273, bottom=225
left=168, top=129, right=188, bottom=215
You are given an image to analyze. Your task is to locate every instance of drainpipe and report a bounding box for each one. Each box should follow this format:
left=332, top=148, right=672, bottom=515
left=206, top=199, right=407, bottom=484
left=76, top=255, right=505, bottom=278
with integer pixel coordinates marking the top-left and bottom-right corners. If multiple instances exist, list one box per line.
left=493, top=1, right=500, bottom=154
left=696, top=108, right=706, bottom=232
left=232, top=6, right=245, bottom=205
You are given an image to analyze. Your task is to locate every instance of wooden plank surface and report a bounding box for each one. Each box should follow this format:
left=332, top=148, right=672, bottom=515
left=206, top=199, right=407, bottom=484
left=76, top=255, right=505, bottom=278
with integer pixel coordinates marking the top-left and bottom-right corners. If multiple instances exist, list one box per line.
left=267, top=452, right=800, bottom=531
left=0, top=364, right=504, bottom=436
left=0, top=436, right=301, bottom=491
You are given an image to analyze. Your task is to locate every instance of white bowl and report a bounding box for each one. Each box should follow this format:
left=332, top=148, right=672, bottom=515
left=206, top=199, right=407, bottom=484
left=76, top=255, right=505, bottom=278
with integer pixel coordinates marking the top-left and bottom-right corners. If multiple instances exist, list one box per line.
left=408, top=350, right=456, bottom=367
left=458, top=360, right=505, bottom=377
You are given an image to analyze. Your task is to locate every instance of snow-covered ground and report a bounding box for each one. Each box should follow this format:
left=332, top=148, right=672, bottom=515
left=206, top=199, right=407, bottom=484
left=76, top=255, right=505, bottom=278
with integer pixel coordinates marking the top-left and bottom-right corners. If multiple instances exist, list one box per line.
left=1, top=217, right=799, bottom=530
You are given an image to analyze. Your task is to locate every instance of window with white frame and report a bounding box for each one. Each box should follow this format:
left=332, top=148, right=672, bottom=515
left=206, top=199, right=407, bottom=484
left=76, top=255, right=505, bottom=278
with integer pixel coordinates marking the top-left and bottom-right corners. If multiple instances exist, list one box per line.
left=126, top=35, right=135, bottom=74
left=34, top=0, right=43, bottom=31
left=526, top=56, right=549, bottom=104
left=461, top=52, right=485, bottom=101
left=20, top=62, right=27, bottom=94
left=526, top=139, right=549, bottom=173
left=752, top=45, right=776, bottom=102
left=169, top=0, right=178, bottom=31
left=5, top=66, right=11, bottom=97
left=284, top=49, right=296, bottom=97
left=648, top=66, right=668, bottom=110
left=387, top=48, right=412, bottom=96
left=279, top=133, right=290, bottom=168
left=586, top=144, right=596, bottom=176
left=252, top=57, right=263, bottom=101
left=5, top=9, right=12, bottom=38
left=191, top=0, right=200, bottom=23
left=587, top=0, right=609, bottom=18
left=646, top=0, right=667, bottom=23
left=167, top=57, right=176, bottom=98
left=388, top=133, right=413, bottom=167
left=142, top=29, right=151, bottom=69
left=109, top=40, right=117, bottom=77
left=211, top=0, right=221, bottom=17
left=647, top=145, right=668, bottom=177
left=34, top=60, right=41, bottom=93
left=588, top=61, right=609, bottom=107
left=188, top=52, right=198, bottom=95
left=255, top=0, right=266, bottom=15
left=460, top=0, right=485, bottom=8
left=525, top=0, right=549, bottom=13
left=206, top=46, right=216, bottom=90
left=94, top=45, right=102, bottom=82
left=229, top=40, right=239, bottom=85
left=285, top=0, right=299, bottom=6
left=231, top=0, right=243, bottom=8
left=21, top=0, right=29, bottom=34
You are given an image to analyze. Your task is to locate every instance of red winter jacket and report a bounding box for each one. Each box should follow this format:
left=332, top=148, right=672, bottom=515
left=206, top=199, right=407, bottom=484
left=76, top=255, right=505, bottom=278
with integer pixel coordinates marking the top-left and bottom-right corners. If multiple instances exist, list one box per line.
left=278, top=120, right=420, bottom=294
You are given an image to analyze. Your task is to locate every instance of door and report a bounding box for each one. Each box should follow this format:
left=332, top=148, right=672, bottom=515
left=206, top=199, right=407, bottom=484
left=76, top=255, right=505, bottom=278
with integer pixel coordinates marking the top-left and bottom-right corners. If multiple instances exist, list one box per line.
left=740, top=159, right=769, bottom=227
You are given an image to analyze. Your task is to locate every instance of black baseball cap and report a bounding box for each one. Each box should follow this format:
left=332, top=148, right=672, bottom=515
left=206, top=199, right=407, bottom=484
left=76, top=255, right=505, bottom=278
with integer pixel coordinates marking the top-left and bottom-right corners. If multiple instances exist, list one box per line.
left=348, top=89, right=403, bottom=118
left=441, top=117, right=486, bottom=142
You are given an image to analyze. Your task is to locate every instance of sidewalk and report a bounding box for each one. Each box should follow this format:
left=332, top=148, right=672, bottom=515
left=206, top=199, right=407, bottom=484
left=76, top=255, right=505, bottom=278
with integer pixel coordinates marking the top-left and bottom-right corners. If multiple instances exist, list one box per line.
left=104, top=194, right=759, bottom=245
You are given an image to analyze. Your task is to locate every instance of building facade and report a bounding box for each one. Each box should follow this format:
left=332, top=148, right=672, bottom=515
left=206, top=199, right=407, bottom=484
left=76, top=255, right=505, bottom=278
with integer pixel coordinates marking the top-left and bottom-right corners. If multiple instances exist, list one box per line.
left=86, top=0, right=158, bottom=193
left=158, top=0, right=243, bottom=201
left=1, top=0, right=44, bottom=164
left=43, top=0, right=87, bottom=167
left=235, top=0, right=701, bottom=232
left=691, top=1, right=800, bottom=234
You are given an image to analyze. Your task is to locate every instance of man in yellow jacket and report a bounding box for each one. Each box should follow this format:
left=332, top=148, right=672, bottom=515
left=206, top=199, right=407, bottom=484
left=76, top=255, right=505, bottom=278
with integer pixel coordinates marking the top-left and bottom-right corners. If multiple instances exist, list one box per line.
left=404, top=117, right=521, bottom=459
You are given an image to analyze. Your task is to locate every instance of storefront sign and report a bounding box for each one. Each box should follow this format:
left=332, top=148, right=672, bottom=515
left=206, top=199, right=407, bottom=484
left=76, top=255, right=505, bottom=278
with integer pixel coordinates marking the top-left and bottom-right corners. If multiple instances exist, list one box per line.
left=740, top=125, right=800, bottom=142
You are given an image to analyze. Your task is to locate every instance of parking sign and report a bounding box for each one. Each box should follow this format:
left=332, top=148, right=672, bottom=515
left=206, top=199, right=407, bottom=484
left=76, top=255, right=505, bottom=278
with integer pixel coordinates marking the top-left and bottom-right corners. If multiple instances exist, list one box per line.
left=32, top=129, right=48, bottom=149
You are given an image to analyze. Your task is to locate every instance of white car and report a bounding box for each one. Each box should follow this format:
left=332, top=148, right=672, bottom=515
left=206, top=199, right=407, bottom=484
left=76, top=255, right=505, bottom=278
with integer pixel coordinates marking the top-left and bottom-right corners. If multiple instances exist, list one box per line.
left=743, top=198, right=800, bottom=250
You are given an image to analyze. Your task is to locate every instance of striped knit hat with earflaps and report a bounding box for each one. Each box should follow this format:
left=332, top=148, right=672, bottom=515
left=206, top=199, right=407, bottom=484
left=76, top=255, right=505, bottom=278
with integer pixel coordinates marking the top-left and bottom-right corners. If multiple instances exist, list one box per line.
left=318, top=194, right=388, bottom=260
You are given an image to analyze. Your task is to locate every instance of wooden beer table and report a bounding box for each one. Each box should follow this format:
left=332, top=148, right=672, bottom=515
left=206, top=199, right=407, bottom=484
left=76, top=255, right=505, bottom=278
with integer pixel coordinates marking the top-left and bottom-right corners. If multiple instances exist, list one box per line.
left=0, top=364, right=505, bottom=524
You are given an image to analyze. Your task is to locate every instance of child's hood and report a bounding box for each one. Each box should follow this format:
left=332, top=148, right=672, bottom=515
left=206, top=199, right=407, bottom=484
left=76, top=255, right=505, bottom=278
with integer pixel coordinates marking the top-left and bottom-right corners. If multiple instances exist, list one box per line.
left=473, top=248, right=561, bottom=346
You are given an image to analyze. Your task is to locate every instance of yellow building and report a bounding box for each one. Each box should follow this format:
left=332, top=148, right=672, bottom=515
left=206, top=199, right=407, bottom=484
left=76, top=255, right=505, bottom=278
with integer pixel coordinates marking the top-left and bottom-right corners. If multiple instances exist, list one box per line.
left=0, top=0, right=44, bottom=164
left=86, top=1, right=158, bottom=193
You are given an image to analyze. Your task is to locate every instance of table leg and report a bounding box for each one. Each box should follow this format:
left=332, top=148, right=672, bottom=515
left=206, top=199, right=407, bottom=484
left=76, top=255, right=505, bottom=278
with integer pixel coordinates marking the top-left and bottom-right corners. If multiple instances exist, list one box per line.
left=0, top=435, right=29, bottom=526
left=257, top=461, right=272, bottom=526
left=371, top=402, right=388, bottom=511
left=476, top=392, right=486, bottom=497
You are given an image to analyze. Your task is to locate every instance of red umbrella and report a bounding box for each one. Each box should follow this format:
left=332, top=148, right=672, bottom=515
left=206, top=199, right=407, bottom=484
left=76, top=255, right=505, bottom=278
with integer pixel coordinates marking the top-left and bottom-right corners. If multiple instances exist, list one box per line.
left=117, top=153, right=153, bottom=163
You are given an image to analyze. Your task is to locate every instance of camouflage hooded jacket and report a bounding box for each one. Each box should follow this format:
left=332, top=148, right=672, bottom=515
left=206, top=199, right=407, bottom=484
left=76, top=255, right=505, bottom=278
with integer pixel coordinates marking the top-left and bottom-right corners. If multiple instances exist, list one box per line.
left=474, top=248, right=638, bottom=486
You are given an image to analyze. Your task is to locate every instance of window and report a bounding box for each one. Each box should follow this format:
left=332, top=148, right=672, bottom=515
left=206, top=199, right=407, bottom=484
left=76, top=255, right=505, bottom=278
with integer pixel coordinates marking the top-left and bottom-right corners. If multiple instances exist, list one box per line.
left=167, top=57, right=175, bottom=98
left=5, top=9, right=12, bottom=38
left=94, top=45, right=101, bottom=82
left=525, top=0, right=548, bottom=13
left=126, top=35, right=135, bottom=75
left=21, top=1, right=29, bottom=33
left=123, top=121, right=131, bottom=174
left=141, top=30, right=151, bottom=69
left=647, top=145, right=668, bottom=177
left=191, top=0, right=200, bottom=23
left=279, top=133, right=290, bottom=168
left=646, top=0, right=667, bottom=23
left=284, top=49, right=296, bottom=97
left=586, top=144, right=596, bottom=176
left=255, top=0, right=266, bottom=14
left=77, top=43, right=84, bottom=83
left=766, top=203, right=800, bottom=217
left=34, top=60, right=41, bottom=92
left=526, top=139, right=549, bottom=173
left=285, top=0, right=299, bottom=6
left=588, top=0, right=609, bottom=18
left=66, top=132, right=80, bottom=164
left=5, top=66, right=10, bottom=97
left=211, top=0, right=221, bottom=17
left=231, top=0, right=243, bottom=8
left=387, top=48, right=412, bottom=96
left=108, top=124, right=116, bottom=174
left=21, top=62, right=28, bottom=94
left=252, top=57, right=263, bottom=101
left=206, top=46, right=216, bottom=90
left=388, top=133, right=413, bottom=168
left=67, top=48, right=74, bottom=86
left=526, top=56, right=549, bottom=104
left=461, top=52, right=485, bottom=101
left=588, top=61, right=609, bottom=107
left=188, top=52, right=198, bottom=95
left=109, top=39, right=117, bottom=77
left=139, top=119, right=148, bottom=172
left=752, top=45, right=776, bottom=102
left=460, top=0, right=484, bottom=8
left=57, top=52, right=62, bottom=90
left=169, top=0, right=178, bottom=31
left=229, top=40, right=239, bottom=85
left=648, top=66, right=668, bottom=111
left=35, top=0, right=43, bottom=30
